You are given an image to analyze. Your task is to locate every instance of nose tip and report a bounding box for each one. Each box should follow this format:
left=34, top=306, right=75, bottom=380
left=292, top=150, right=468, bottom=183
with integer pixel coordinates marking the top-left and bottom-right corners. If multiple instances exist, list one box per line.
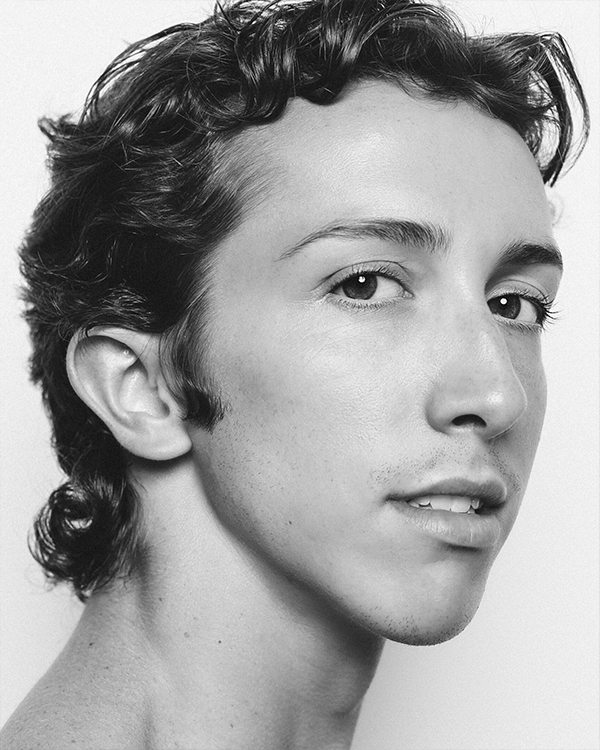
left=426, top=334, right=529, bottom=441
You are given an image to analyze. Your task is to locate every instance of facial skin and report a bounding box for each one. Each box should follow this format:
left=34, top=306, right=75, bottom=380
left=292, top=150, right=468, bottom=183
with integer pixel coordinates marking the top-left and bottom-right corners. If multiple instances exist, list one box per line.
left=0, top=80, right=564, bottom=750
left=187, top=81, right=561, bottom=645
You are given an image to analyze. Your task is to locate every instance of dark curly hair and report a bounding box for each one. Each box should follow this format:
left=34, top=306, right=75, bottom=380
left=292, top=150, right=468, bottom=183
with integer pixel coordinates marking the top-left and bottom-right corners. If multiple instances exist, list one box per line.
left=21, top=0, right=589, bottom=601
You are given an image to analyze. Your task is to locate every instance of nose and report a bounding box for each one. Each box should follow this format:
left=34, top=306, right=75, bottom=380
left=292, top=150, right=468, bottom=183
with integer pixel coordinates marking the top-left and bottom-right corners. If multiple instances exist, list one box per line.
left=425, top=314, right=528, bottom=441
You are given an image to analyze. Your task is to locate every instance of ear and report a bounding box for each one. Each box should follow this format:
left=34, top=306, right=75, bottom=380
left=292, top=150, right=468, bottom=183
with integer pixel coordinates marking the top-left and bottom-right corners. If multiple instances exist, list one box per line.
left=66, top=327, right=192, bottom=461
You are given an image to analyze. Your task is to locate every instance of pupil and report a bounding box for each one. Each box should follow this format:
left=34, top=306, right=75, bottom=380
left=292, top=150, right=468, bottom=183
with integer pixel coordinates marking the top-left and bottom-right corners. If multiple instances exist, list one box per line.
left=341, top=274, right=378, bottom=300
left=490, top=295, right=521, bottom=319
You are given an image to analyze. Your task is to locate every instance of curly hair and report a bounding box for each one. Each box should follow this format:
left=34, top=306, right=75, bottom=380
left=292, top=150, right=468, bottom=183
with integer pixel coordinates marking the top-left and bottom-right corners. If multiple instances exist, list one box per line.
left=21, top=0, right=588, bottom=600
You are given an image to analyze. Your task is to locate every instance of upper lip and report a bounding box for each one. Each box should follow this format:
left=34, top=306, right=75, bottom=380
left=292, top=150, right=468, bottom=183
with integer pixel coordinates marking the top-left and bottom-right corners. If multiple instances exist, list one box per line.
left=393, top=477, right=508, bottom=509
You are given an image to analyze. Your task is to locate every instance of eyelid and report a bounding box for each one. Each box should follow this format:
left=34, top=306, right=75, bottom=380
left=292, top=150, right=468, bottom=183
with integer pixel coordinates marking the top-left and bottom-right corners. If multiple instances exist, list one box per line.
left=488, top=286, right=558, bottom=331
left=320, top=261, right=413, bottom=310
left=323, top=260, right=412, bottom=292
left=487, top=275, right=556, bottom=302
left=487, top=281, right=555, bottom=308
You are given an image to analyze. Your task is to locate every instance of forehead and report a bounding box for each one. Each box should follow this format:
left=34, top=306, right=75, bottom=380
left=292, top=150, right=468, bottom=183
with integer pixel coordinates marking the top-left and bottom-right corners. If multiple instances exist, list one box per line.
left=230, top=81, right=552, bottom=254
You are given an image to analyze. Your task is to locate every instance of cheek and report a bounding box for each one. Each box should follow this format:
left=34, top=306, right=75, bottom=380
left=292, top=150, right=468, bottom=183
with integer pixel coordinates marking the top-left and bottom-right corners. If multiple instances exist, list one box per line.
left=195, top=317, right=404, bottom=541
left=216, top=314, right=395, bottom=446
left=508, top=335, right=548, bottom=471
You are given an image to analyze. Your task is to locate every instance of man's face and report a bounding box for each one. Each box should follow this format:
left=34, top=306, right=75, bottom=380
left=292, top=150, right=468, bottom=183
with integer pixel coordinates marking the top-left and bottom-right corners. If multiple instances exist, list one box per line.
left=189, top=82, right=561, bottom=644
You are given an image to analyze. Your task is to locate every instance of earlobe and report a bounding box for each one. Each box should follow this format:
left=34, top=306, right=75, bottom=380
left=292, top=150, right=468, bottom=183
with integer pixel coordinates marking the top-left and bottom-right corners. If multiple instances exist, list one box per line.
left=66, top=327, right=192, bottom=461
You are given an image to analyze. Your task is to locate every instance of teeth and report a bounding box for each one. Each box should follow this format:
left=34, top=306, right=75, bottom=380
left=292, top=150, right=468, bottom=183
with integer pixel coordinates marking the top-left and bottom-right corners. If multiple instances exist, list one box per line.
left=405, top=497, right=481, bottom=513
left=449, top=497, right=472, bottom=513
left=428, top=497, right=452, bottom=511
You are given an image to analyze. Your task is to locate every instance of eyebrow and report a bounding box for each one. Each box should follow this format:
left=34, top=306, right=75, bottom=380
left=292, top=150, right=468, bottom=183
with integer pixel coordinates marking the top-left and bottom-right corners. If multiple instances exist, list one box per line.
left=278, top=218, right=449, bottom=261
left=277, top=217, right=563, bottom=270
left=497, top=239, right=563, bottom=271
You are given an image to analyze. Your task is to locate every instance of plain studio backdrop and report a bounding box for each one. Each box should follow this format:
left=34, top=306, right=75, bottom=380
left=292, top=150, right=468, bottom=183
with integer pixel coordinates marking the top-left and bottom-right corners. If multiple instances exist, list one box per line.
left=0, top=2, right=597, bottom=749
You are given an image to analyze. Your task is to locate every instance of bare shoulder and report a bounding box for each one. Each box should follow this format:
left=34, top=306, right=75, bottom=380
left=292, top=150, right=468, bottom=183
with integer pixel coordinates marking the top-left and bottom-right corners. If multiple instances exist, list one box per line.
left=0, top=689, right=57, bottom=750
left=0, top=680, right=92, bottom=750
left=0, top=672, right=149, bottom=750
left=0, top=636, right=151, bottom=750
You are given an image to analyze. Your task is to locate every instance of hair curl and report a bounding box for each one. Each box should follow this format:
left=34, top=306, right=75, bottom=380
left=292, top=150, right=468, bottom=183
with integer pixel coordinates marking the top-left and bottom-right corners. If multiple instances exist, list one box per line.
left=21, top=0, right=589, bottom=600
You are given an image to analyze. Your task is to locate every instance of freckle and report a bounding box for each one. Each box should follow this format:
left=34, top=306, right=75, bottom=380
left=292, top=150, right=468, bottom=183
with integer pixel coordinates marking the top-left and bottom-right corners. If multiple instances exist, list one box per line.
left=88, top=642, right=94, bottom=647
left=159, top=597, right=163, bottom=602
left=184, top=632, right=190, bottom=638
left=218, top=640, right=222, bottom=644
left=288, top=520, right=292, bottom=525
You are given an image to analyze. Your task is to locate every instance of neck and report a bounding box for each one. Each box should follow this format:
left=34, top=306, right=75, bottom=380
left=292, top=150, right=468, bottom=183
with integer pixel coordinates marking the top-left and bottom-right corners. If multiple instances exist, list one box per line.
left=82, top=466, right=384, bottom=750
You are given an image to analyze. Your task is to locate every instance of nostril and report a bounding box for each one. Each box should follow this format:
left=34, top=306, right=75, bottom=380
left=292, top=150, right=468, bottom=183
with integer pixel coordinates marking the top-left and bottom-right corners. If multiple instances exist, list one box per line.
left=452, top=414, right=487, bottom=429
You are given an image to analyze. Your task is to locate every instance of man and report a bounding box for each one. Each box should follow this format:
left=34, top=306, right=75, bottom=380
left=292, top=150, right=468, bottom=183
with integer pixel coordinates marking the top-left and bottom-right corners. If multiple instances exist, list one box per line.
left=0, top=0, right=589, bottom=748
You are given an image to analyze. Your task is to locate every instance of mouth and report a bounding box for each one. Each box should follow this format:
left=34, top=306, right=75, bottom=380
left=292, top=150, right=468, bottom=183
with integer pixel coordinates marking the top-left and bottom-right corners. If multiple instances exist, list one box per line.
left=387, top=477, right=508, bottom=549
left=405, top=496, right=482, bottom=514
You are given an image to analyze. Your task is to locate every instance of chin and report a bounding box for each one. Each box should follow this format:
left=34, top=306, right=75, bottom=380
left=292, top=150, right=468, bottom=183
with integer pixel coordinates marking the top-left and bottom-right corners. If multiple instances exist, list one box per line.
left=388, top=573, right=488, bottom=645
left=385, top=601, right=482, bottom=646
left=345, top=559, right=491, bottom=646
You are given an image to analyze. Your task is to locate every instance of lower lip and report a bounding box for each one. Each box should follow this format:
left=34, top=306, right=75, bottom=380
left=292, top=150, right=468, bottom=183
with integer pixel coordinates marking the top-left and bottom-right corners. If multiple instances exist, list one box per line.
left=389, top=495, right=504, bottom=549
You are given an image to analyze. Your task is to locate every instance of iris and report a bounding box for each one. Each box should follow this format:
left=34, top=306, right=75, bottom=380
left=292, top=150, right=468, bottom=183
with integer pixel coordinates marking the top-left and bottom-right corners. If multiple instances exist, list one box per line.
left=341, top=274, right=378, bottom=300
left=489, top=295, right=522, bottom=320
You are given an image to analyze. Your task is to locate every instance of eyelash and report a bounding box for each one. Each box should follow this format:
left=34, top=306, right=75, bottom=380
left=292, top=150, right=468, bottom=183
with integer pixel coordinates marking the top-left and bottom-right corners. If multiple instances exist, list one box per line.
left=495, top=291, right=559, bottom=332
left=325, top=264, right=559, bottom=331
left=325, top=262, right=411, bottom=311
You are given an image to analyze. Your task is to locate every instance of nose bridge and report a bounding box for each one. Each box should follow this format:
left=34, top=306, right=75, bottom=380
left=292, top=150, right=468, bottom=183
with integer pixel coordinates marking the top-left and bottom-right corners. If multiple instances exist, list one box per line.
left=425, top=302, right=528, bottom=439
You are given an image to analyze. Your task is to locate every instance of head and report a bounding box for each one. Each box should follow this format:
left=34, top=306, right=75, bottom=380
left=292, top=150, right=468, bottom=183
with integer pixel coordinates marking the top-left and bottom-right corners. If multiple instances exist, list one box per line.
left=23, top=0, right=587, bottom=641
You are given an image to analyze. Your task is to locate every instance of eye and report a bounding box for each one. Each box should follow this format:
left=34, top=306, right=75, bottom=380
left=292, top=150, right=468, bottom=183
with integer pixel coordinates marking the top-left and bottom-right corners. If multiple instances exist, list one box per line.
left=488, top=293, right=545, bottom=326
left=331, top=272, right=405, bottom=302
